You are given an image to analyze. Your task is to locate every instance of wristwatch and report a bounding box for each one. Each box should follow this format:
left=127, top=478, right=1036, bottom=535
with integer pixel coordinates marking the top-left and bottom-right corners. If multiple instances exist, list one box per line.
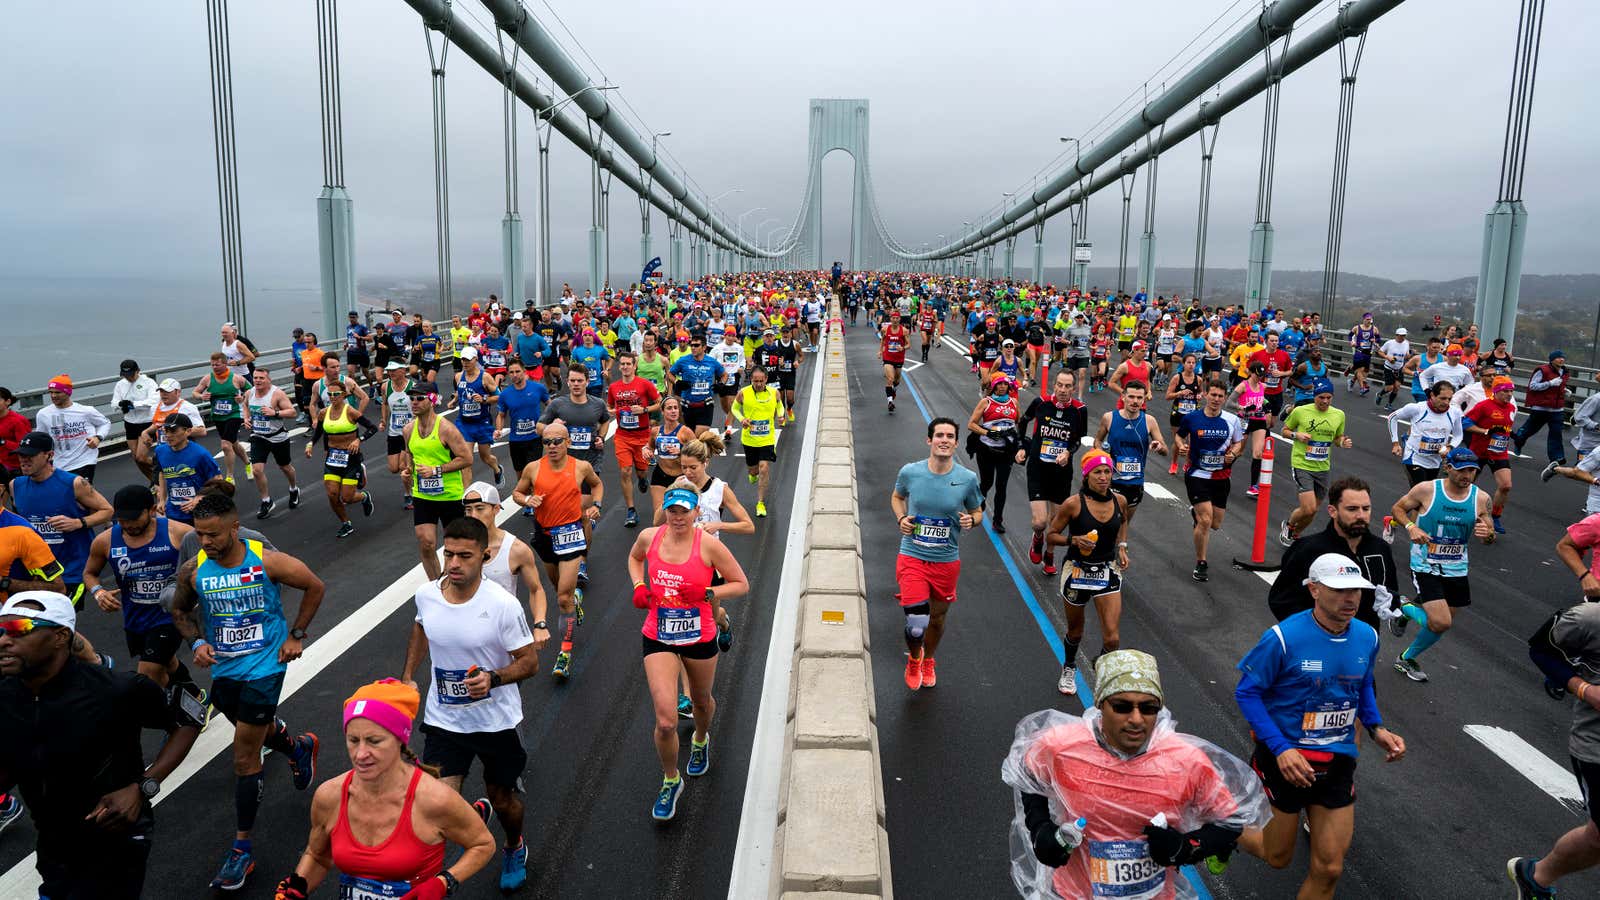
left=488, top=669, right=504, bottom=688
left=439, top=871, right=460, bottom=896
left=289, top=627, right=308, bottom=640
left=533, top=620, right=548, bottom=630
left=139, top=776, right=161, bottom=799
left=704, top=587, right=715, bottom=603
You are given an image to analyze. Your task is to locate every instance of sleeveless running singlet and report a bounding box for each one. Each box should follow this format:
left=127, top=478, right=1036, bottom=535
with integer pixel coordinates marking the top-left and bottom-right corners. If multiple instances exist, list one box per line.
left=110, top=518, right=178, bottom=633
left=330, top=766, right=445, bottom=895
left=641, top=525, right=717, bottom=646
left=408, top=417, right=465, bottom=501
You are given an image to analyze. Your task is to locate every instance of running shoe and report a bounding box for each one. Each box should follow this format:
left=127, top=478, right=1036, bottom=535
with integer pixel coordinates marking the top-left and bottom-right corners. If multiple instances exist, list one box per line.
left=520, top=505, right=532, bottom=517
left=98, top=652, right=115, bottom=670
left=1388, top=609, right=1410, bottom=638
left=755, top=502, right=768, bottom=518
left=0, top=793, right=22, bottom=836
left=360, top=491, right=374, bottom=518
left=1057, top=664, right=1077, bottom=696
left=472, top=798, right=491, bottom=825
left=1246, top=484, right=1260, bottom=498
left=920, top=656, right=937, bottom=688
left=1029, top=531, right=1044, bottom=565
left=1191, top=560, right=1209, bottom=583
left=404, top=494, right=414, bottom=511
left=1541, top=461, right=1561, bottom=483
left=887, top=398, right=896, bottom=413
left=652, top=777, right=684, bottom=821
left=574, top=590, right=586, bottom=625
left=1204, top=852, right=1232, bottom=876
left=717, top=620, right=734, bottom=652
left=257, top=498, right=274, bottom=520
left=1168, top=460, right=1179, bottom=475
left=224, top=474, right=235, bottom=485
left=1359, top=386, right=1370, bottom=397
left=493, top=466, right=504, bottom=486
left=748, top=472, right=758, bottom=484
left=1042, top=551, right=1058, bottom=577
left=625, top=508, right=639, bottom=528
left=552, top=650, right=572, bottom=681
left=992, top=518, right=1006, bottom=534
left=577, top=560, right=590, bottom=590
left=1394, top=656, right=1429, bottom=682
left=337, top=521, right=355, bottom=539
left=686, top=736, right=711, bottom=777
left=289, top=733, right=319, bottom=790
left=904, top=653, right=924, bottom=690
left=210, top=848, right=255, bottom=891
left=1507, top=857, right=1556, bottom=900
left=500, top=838, right=529, bottom=892
left=1278, top=520, right=1294, bottom=548
left=677, top=693, right=693, bottom=719
left=1493, top=514, right=1506, bottom=535
left=637, top=473, right=650, bottom=494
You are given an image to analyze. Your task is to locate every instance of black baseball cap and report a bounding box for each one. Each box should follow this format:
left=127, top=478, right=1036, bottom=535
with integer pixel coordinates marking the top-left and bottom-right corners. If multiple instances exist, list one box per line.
left=113, top=484, right=157, bottom=519
left=15, top=432, right=53, bottom=456
left=119, top=359, right=140, bottom=375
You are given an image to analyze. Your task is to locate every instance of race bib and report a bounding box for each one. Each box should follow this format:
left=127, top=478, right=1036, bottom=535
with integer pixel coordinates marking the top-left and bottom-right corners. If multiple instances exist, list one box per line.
left=212, top=613, right=266, bottom=655
left=1426, top=538, right=1466, bottom=563
left=131, top=578, right=167, bottom=601
left=656, top=606, right=703, bottom=646
left=326, top=448, right=350, bottom=468
left=1114, top=458, right=1142, bottom=479
left=1199, top=451, right=1225, bottom=471
left=251, top=416, right=275, bottom=435
left=422, top=350, right=436, bottom=362
left=211, top=398, right=235, bottom=416
left=461, top=399, right=482, bottom=417
left=910, top=515, right=954, bottom=550
left=1038, top=438, right=1070, bottom=462
left=1301, top=704, right=1356, bottom=743
left=338, top=874, right=413, bottom=900
left=886, top=339, right=903, bottom=353
left=1488, top=432, right=1510, bottom=453
left=619, top=410, right=641, bottom=429
left=28, top=516, right=62, bottom=545
left=1265, top=375, right=1281, bottom=389
left=433, top=666, right=479, bottom=706
left=749, top=420, right=772, bottom=437
left=1087, top=839, right=1162, bottom=899
left=549, top=521, right=587, bottom=554
left=485, top=350, right=506, bottom=367
left=656, top=436, right=681, bottom=459
left=418, top=475, right=444, bottom=495
left=1068, top=562, right=1112, bottom=592
left=1176, top=399, right=1197, bottom=415
left=724, top=369, right=739, bottom=385
left=1417, top=437, right=1445, bottom=455
left=1306, top=440, right=1331, bottom=462
left=693, top=379, right=712, bottom=394
left=568, top=426, right=594, bottom=451
left=389, top=410, right=413, bottom=433
left=169, top=483, right=197, bottom=501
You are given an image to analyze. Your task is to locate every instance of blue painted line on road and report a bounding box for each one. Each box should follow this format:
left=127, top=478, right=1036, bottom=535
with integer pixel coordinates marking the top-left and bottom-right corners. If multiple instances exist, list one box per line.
left=902, top=369, right=1215, bottom=900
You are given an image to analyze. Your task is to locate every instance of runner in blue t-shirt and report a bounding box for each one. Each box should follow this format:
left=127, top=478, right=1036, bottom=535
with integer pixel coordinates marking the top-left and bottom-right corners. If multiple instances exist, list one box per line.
left=890, top=417, right=984, bottom=692
left=1174, top=378, right=1245, bottom=582
left=668, top=340, right=725, bottom=432
left=147, top=414, right=221, bottom=523
left=1235, top=553, right=1405, bottom=900
left=496, top=358, right=553, bottom=482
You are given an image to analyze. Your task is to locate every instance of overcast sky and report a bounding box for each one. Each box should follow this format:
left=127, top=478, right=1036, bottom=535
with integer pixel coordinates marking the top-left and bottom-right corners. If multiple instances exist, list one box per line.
left=3, top=0, right=1596, bottom=288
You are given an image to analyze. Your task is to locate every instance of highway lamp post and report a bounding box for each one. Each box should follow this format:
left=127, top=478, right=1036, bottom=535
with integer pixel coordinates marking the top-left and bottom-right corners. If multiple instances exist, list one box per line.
left=737, top=207, right=766, bottom=273
left=708, top=188, right=742, bottom=274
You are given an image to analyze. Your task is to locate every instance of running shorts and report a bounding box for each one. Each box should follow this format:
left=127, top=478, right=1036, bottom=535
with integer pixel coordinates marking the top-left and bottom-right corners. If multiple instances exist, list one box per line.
left=420, top=723, right=527, bottom=790
left=123, top=623, right=182, bottom=666
left=1109, top=482, right=1144, bottom=508
left=1573, top=757, right=1600, bottom=828
left=777, top=374, right=797, bottom=393
left=532, top=520, right=588, bottom=565
left=250, top=438, right=291, bottom=467
left=1411, top=570, right=1472, bottom=608
left=209, top=672, right=286, bottom=726
left=1060, top=562, right=1122, bottom=607
left=1292, top=468, right=1330, bottom=502
left=215, top=419, right=242, bottom=442
left=743, top=443, right=776, bottom=465
left=641, top=634, right=718, bottom=660
left=322, top=448, right=364, bottom=485
left=1185, top=475, right=1231, bottom=509
left=650, top=465, right=680, bottom=489
left=509, top=439, right=539, bottom=476
left=386, top=434, right=407, bottom=457
left=1026, top=462, right=1073, bottom=504
left=457, top=418, right=494, bottom=445
left=1250, top=740, right=1356, bottom=813
left=614, top=432, right=652, bottom=471
left=894, top=554, right=960, bottom=606
left=1352, top=352, right=1371, bottom=369
left=1383, top=367, right=1403, bottom=386
left=715, top=378, right=741, bottom=398
left=412, top=496, right=466, bottom=528
left=1404, top=464, right=1438, bottom=487
left=683, top=403, right=714, bottom=431
left=1263, top=393, right=1284, bottom=418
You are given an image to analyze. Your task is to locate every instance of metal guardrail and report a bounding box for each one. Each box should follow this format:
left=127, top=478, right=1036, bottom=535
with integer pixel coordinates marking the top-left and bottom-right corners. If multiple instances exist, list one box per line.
left=1317, top=333, right=1597, bottom=412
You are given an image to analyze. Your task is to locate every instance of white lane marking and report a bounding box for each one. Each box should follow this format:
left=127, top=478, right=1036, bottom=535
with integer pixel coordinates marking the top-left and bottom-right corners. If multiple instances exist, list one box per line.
left=1145, top=482, right=1178, bottom=502
left=941, top=334, right=969, bottom=355
left=1464, top=724, right=1586, bottom=813
left=1255, top=570, right=1279, bottom=586
left=0, top=495, right=524, bottom=899
left=727, top=331, right=829, bottom=898
left=903, top=360, right=925, bottom=373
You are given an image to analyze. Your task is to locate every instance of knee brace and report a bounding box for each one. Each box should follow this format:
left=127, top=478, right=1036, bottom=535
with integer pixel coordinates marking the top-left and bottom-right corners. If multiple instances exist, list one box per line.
left=904, top=602, right=931, bottom=640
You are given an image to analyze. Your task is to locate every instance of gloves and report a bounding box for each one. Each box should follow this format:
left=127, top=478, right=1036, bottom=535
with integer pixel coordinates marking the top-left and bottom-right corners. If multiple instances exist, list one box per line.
left=119, top=400, right=135, bottom=413
left=273, top=874, right=309, bottom=900
left=1143, top=823, right=1242, bottom=867
left=1029, top=820, right=1073, bottom=867
left=401, top=875, right=449, bottom=900
left=633, top=582, right=653, bottom=609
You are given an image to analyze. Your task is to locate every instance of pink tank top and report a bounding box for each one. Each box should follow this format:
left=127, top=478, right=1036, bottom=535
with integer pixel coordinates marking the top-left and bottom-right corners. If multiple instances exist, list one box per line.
left=641, top=526, right=717, bottom=646
left=1238, top=381, right=1268, bottom=420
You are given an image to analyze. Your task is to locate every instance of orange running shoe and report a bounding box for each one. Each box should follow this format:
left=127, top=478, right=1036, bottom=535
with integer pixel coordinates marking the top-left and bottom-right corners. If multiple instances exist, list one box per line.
left=904, top=652, right=924, bottom=690
left=921, top=656, right=937, bottom=688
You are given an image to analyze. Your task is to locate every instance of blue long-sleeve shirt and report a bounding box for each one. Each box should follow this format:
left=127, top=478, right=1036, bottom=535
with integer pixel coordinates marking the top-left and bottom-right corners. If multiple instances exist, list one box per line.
left=1235, top=610, right=1383, bottom=757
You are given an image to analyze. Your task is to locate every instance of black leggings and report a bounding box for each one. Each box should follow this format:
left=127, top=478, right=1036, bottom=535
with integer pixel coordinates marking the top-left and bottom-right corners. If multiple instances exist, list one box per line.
left=976, top=449, right=1014, bottom=519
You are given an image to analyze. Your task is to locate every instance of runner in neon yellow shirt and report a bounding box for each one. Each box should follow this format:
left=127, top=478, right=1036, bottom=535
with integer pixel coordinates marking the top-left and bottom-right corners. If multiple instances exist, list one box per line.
left=730, top=366, right=787, bottom=518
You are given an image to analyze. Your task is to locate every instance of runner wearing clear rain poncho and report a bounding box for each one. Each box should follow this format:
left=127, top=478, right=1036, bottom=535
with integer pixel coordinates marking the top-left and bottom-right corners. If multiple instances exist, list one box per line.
left=1001, top=650, right=1270, bottom=899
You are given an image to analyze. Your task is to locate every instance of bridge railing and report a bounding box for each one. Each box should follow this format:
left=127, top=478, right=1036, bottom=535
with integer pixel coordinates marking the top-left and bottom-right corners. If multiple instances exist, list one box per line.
left=1315, top=333, right=1598, bottom=416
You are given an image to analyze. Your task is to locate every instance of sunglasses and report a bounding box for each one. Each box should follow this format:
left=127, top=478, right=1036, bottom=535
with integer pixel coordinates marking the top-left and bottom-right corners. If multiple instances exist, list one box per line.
left=542, top=437, right=566, bottom=446
left=1104, top=698, right=1163, bottom=716
left=0, top=617, right=62, bottom=637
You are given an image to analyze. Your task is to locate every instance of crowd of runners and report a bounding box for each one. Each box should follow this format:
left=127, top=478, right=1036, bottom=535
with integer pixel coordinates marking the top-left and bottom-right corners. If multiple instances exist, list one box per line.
left=0, top=275, right=829, bottom=896
left=854, top=272, right=1599, bottom=899
left=4, top=264, right=1600, bottom=898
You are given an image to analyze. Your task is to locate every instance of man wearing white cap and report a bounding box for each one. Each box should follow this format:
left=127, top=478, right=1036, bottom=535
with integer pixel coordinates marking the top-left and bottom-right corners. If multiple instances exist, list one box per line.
left=1235, top=553, right=1406, bottom=900
left=1376, top=327, right=1412, bottom=411
left=0, top=591, right=203, bottom=899
left=462, top=481, right=549, bottom=652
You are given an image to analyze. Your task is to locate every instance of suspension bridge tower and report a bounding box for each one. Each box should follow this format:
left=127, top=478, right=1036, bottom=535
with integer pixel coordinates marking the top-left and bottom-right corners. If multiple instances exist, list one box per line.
left=804, top=99, right=871, bottom=270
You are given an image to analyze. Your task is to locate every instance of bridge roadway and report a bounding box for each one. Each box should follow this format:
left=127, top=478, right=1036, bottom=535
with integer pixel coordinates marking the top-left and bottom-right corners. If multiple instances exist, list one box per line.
left=846, top=323, right=1600, bottom=899
left=0, top=364, right=820, bottom=899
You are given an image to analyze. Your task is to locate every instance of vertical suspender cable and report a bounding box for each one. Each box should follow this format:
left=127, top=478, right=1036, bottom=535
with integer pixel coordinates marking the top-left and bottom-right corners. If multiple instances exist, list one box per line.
left=316, top=0, right=346, bottom=189
left=1318, top=11, right=1366, bottom=323
left=497, top=20, right=522, bottom=217
left=205, top=0, right=247, bottom=333
left=425, top=4, right=454, bottom=320
left=1500, top=0, right=1544, bottom=203
left=1193, top=116, right=1221, bottom=303
left=1117, top=158, right=1136, bottom=294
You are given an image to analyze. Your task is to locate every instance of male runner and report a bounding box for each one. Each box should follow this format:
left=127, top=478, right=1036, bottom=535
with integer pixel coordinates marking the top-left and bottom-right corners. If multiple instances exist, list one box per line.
left=1347, top=313, right=1381, bottom=395
left=607, top=351, right=663, bottom=526
left=137, top=413, right=221, bottom=525
left=1388, top=447, right=1495, bottom=682
left=194, top=352, right=253, bottom=485
left=1389, top=381, right=1463, bottom=486
left=450, top=347, right=503, bottom=485
left=14, top=431, right=114, bottom=608
left=1236, top=554, right=1405, bottom=900
left=890, top=417, right=984, bottom=690
left=1374, top=327, right=1411, bottom=410
left=378, top=360, right=419, bottom=508
left=401, top=386, right=473, bottom=580
left=1018, top=370, right=1088, bottom=576
left=1175, top=380, right=1246, bottom=583
left=711, top=329, right=748, bottom=441
left=242, top=367, right=300, bottom=519
left=171, top=492, right=323, bottom=891
left=881, top=314, right=911, bottom=413
left=400, top=515, right=539, bottom=892
left=34, top=375, right=111, bottom=482
left=1462, top=375, right=1518, bottom=534
left=1279, top=379, right=1352, bottom=545
left=1094, top=380, right=1168, bottom=525
left=343, top=310, right=373, bottom=383
left=511, top=423, right=603, bottom=682
left=82, top=485, right=194, bottom=688
left=668, top=337, right=725, bottom=432
left=730, top=366, right=786, bottom=518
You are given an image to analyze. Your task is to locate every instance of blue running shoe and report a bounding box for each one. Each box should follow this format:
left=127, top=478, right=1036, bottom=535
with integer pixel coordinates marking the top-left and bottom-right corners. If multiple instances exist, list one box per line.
left=574, top=590, right=585, bottom=625
left=552, top=650, right=572, bottom=681
left=500, top=838, right=529, bottom=892
left=289, top=733, right=319, bottom=790
left=210, top=848, right=255, bottom=891
left=687, top=736, right=711, bottom=777
left=1493, top=514, right=1507, bottom=535
left=652, top=777, right=684, bottom=821
left=717, top=620, right=733, bottom=653
left=1507, top=857, right=1555, bottom=899
left=0, top=793, right=23, bottom=836
left=577, top=561, right=590, bottom=590
left=676, top=693, right=693, bottom=719
left=625, top=508, right=639, bottom=528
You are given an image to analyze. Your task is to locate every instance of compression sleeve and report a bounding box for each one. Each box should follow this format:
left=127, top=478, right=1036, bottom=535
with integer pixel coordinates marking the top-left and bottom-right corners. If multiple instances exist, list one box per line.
left=1234, top=674, right=1291, bottom=756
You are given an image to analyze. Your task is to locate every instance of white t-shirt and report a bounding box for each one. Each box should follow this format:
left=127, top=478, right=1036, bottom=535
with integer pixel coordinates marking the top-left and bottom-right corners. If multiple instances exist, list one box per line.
left=1420, top=361, right=1473, bottom=391
left=415, top=577, right=533, bottom=734
left=713, top=343, right=746, bottom=384
left=1378, top=340, right=1410, bottom=370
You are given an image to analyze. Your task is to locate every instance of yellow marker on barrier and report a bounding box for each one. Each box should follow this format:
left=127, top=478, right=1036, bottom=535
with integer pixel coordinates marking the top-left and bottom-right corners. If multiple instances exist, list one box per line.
left=820, top=609, right=846, bottom=625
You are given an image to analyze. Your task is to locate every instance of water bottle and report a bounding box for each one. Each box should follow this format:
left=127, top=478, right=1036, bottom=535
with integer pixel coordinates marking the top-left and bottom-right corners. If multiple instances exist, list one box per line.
left=1381, top=515, right=1394, bottom=543
left=1054, top=817, right=1089, bottom=852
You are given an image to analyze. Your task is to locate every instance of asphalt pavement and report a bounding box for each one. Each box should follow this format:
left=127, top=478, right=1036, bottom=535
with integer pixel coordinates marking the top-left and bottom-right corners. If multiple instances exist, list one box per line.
left=846, top=320, right=1600, bottom=900
left=0, top=366, right=818, bottom=900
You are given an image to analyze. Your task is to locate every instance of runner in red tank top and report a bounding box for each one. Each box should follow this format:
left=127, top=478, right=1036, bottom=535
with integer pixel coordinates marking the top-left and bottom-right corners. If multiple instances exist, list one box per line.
left=881, top=316, right=911, bottom=413
left=627, top=479, right=750, bottom=821
left=1109, top=340, right=1153, bottom=410
left=274, top=679, right=493, bottom=900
